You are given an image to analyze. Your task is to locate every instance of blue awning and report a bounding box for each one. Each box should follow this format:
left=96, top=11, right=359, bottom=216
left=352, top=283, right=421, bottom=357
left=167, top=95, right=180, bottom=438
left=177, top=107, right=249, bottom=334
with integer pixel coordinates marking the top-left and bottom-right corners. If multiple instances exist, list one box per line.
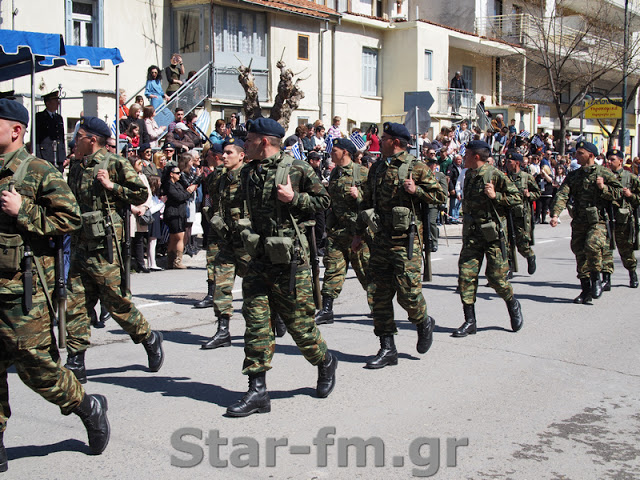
left=41, top=45, right=124, bottom=68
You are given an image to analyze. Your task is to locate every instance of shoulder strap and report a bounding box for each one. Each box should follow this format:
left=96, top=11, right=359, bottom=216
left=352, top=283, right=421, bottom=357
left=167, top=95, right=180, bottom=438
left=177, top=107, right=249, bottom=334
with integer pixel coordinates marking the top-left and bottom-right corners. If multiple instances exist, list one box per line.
left=352, top=163, right=361, bottom=187
left=275, top=158, right=293, bottom=186
left=12, top=155, right=34, bottom=187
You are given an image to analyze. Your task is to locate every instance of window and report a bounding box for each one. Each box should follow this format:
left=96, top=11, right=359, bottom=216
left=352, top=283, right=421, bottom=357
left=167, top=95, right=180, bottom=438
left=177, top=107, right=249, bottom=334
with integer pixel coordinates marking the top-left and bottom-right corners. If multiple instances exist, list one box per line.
left=463, top=65, right=473, bottom=91
left=213, top=6, right=267, bottom=58
left=424, top=50, right=433, bottom=80
left=362, top=48, right=378, bottom=96
left=176, top=9, right=200, bottom=53
left=65, top=0, right=103, bottom=47
left=298, top=35, right=309, bottom=60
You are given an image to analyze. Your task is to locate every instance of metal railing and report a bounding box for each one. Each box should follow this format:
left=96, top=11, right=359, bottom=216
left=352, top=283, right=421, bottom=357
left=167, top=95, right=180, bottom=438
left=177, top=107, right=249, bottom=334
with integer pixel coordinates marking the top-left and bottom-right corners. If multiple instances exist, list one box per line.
left=436, top=88, right=475, bottom=117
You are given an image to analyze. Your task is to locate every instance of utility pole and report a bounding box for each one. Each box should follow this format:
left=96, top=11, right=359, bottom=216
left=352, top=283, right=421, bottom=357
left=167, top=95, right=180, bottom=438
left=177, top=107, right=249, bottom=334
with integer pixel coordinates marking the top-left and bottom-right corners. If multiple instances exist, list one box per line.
left=619, top=0, right=629, bottom=152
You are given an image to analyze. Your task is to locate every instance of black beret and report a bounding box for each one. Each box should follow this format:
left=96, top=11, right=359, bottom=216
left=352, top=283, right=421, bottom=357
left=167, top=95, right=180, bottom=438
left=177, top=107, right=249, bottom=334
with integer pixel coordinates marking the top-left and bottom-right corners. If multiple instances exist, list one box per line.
left=467, top=140, right=491, bottom=151
left=79, top=116, right=111, bottom=139
left=332, top=137, right=357, bottom=156
left=0, top=99, right=29, bottom=126
left=246, top=117, right=285, bottom=138
left=42, top=90, right=60, bottom=101
left=163, top=142, right=176, bottom=151
left=606, top=148, right=623, bottom=159
left=211, top=142, right=224, bottom=155
left=576, top=141, right=598, bottom=156
left=223, top=137, right=244, bottom=150
left=382, top=122, right=411, bottom=142
left=139, top=142, right=151, bottom=152
left=506, top=150, right=523, bottom=163
left=307, top=151, right=322, bottom=161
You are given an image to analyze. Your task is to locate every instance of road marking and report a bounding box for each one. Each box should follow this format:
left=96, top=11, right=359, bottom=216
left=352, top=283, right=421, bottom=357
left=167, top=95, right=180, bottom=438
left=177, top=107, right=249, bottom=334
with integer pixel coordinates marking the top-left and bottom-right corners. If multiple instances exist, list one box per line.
left=137, top=301, right=172, bottom=309
left=536, top=239, right=556, bottom=244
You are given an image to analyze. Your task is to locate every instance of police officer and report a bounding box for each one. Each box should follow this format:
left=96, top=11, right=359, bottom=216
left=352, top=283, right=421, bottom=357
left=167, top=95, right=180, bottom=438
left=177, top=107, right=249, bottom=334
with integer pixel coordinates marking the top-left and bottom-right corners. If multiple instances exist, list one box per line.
left=601, top=148, right=640, bottom=289
left=505, top=151, right=541, bottom=274
left=352, top=122, right=446, bottom=368
left=315, top=138, right=372, bottom=324
left=64, top=117, right=164, bottom=383
left=226, top=118, right=337, bottom=417
left=550, top=141, right=623, bottom=303
left=201, top=137, right=251, bottom=349
left=0, top=100, right=109, bottom=471
left=453, top=140, right=524, bottom=337
left=35, top=90, right=66, bottom=172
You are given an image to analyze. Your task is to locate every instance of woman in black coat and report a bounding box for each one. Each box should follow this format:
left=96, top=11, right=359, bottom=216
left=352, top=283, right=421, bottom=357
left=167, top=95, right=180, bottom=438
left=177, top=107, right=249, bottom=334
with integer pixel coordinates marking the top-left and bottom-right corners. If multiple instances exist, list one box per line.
left=163, top=163, right=197, bottom=269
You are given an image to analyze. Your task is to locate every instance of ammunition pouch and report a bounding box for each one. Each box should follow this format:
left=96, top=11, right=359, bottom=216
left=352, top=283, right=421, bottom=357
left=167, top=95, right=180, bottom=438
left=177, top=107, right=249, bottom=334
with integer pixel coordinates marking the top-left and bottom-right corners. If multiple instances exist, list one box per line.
left=480, top=221, right=500, bottom=242
left=208, top=214, right=228, bottom=237
left=237, top=218, right=252, bottom=231
left=360, top=208, right=382, bottom=234
left=585, top=206, right=600, bottom=225
left=81, top=211, right=106, bottom=239
left=240, top=228, right=261, bottom=258
left=616, top=207, right=630, bottom=225
left=0, top=233, right=24, bottom=272
left=264, top=236, right=294, bottom=264
left=512, top=204, right=525, bottom=218
left=567, top=204, right=575, bottom=219
left=325, top=210, right=337, bottom=231
left=391, top=206, right=412, bottom=232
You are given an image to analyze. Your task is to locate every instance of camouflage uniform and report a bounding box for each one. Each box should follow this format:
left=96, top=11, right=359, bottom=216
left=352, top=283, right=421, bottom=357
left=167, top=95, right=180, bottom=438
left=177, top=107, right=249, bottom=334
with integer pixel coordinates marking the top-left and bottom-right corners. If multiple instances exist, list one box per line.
left=240, top=152, right=330, bottom=375
left=208, top=166, right=251, bottom=318
left=65, top=148, right=153, bottom=355
left=359, top=151, right=446, bottom=336
left=507, top=170, right=540, bottom=258
left=426, top=169, right=449, bottom=249
left=0, top=148, right=84, bottom=433
left=322, top=161, right=371, bottom=303
left=458, top=163, right=522, bottom=304
left=203, top=166, right=224, bottom=283
left=550, top=165, right=622, bottom=278
left=601, top=168, right=640, bottom=274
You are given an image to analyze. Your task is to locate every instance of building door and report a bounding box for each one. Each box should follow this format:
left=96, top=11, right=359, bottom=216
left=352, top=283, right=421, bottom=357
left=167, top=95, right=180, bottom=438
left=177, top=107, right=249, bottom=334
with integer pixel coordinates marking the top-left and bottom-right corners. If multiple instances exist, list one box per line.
left=173, top=5, right=211, bottom=75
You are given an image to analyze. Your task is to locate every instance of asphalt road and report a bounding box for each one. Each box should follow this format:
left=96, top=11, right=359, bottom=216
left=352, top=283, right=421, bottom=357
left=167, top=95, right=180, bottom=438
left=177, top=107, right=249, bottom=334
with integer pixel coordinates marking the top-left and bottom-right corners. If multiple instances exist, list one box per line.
left=3, top=213, right=640, bottom=480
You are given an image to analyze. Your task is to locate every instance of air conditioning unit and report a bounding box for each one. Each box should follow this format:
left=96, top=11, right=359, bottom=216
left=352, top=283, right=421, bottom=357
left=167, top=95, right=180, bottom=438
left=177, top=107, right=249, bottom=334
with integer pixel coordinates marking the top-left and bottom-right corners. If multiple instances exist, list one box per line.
left=391, top=14, right=407, bottom=21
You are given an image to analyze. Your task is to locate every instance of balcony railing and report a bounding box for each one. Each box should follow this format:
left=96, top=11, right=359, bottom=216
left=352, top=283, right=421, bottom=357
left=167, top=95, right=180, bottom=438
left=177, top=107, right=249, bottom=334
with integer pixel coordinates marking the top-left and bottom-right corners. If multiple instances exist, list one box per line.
left=436, top=88, right=475, bottom=117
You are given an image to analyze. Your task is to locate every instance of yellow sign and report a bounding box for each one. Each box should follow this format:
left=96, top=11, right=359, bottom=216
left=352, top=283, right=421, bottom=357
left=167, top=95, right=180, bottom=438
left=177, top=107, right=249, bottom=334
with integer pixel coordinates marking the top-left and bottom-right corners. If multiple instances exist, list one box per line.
left=584, top=99, right=623, bottom=119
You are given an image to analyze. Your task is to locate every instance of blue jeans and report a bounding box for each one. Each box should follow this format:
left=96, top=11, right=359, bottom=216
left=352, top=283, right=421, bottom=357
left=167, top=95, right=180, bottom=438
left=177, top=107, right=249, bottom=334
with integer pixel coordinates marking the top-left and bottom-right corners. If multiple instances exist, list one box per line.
left=449, top=197, right=461, bottom=221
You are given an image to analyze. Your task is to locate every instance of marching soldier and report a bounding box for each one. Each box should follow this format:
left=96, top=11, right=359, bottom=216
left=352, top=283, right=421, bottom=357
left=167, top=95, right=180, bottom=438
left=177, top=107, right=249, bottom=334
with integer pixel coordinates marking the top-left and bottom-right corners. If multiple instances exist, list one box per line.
left=352, top=122, right=445, bottom=368
left=601, top=148, right=640, bottom=289
left=0, top=100, right=109, bottom=471
left=315, top=138, right=372, bottom=324
left=64, top=117, right=164, bottom=383
left=35, top=90, right=66, bottom=172
left=226, top=118, right=337, bottom=417
left=505, top=151, right=540, bottom=274
left=550, top=141, right=623, bottom=303
left=453, top=140, right=524, bottom=337
left=201, top=137, right=251, bottom=349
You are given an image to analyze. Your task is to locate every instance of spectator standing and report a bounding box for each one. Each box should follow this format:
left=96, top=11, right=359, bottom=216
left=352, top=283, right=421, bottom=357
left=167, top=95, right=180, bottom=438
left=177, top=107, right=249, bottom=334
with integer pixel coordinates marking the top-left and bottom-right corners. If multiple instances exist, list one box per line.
left=145, top=65, right=169, bottom=111
left=365, top=124, right=380, bottom=153
left=165, top=53, right=185, bottom=98
left=129, top=156, right=153, bottom=273
left=163, top=160, right=197, bottom=269
left=327, top=116, right=342, bottom=138
left=143, top=106, right=166, bottom=148
left=118, top=89, right=129, bottom=119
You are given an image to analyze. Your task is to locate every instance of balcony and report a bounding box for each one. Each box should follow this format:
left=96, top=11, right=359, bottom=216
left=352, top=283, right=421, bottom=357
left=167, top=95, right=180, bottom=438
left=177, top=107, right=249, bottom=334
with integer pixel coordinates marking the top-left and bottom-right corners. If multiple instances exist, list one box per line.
left=436, top=88, right=475, bottom=118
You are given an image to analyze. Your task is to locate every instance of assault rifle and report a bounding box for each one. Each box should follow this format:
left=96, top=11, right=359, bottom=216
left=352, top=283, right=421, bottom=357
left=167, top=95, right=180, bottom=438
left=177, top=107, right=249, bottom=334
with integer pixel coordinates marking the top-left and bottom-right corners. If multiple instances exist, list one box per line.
left=506, top=209, right=518, bottom=273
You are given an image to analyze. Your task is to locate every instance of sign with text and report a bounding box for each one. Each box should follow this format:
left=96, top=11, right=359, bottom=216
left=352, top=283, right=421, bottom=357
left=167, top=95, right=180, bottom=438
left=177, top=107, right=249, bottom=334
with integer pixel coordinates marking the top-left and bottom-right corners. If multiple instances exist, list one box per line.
left=584, top=99, right=623, bottom=119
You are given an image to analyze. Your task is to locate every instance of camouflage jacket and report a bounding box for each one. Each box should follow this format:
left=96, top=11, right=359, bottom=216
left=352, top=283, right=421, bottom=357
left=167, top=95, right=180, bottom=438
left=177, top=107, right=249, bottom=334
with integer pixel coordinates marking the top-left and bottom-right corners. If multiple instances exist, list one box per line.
left=326, top=160, right=369, bottom=236
left=68, top=148, right=147, bottom=242
left=359, top=151, right=446, bottom=234
left=241, top=151, right=330, bottom=239
left=204, top=165, right=225, bottom=241
left=462, top=163, right=522, bottom=228
left=0, top=147, right=81, bottom=294
left=612, top=168, right=640, bottom=211
left=508, top=170, right=540, bottom=218
left=208, top=165, right=248, bottom=243
left=550, top=164, right=622, bottom=223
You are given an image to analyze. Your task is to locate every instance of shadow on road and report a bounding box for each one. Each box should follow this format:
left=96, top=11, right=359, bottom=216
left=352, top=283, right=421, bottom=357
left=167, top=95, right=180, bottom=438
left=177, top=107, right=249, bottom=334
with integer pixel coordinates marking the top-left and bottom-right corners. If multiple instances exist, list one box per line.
left=7, top=439, right=89, bottom=461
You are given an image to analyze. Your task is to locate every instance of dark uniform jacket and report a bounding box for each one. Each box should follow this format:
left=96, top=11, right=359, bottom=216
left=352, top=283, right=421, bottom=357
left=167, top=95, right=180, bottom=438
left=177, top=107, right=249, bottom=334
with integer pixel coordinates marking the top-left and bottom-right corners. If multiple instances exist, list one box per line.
left=35, top=109, right=66, bottom=167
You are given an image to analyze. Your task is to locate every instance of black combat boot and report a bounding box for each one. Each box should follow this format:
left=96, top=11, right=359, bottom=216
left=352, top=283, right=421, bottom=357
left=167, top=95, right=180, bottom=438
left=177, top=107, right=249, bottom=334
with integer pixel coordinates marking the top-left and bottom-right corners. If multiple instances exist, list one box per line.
left=452, top=304, right=477, bottom=337
left=574, top=277, right=593, bottom=304
left=142, top=331, right=164, bottom=372
left=65, top=351, right=87, bottom=384
left=602, top=272, right=612, bottom=292
left=365, top=336, right=398, bottom=369
left=630, top=270, right=639, bottom=288
left=99, top=305, right=111, bottom=323
left=506, top=297, right=523, bottom=332
left=194, top=281, right=215, bottom=309
left=590, top=272, right=603, bottom=299
left=316, top=352, right=338, bottom=398
left=73, top=394, right=110, bottom=454
left=315, top=297, right=334, bottom=325
left=272, top=314, right=287, bottom=338
left=226, top=372, right=271, bottom=417
left=527, top=254, right=537, bottom=275
left=416, top=316, right=435, bottom=354
left=201, top=315, right=231, bottom=349
left=0, top=431, right=7, bottom=472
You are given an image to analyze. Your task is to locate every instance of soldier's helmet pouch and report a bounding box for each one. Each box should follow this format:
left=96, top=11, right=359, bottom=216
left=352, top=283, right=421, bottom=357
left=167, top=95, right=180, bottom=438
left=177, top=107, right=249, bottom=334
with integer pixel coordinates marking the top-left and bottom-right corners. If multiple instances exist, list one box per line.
left=585, top=206, right=600, bottom=224
left=264, top=236, right=293, bottom=264
left=616, top=207, right=630, bottom=225
left=209, top=214, right=228, bottom=237
left=391, top=206, right=412, bottom=232
left=480, top=221, right=500, bottom=242
left=512, top=204, right=525, bottom=218
left=360, top=208, right=382, bottom=234
left=81, top=211, right=106, bottom=239
left=240, top=228, right=261, bottom=258
left=0, top=233, right=24, bottom=272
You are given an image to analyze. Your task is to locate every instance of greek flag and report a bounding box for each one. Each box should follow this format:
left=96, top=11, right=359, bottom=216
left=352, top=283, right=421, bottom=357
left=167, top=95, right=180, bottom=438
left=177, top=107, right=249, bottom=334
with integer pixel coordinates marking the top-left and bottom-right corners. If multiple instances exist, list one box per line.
left=291, top=142, right=303, bottom=160
left=195, top=110, right=211, bottom=136
left=519, top=130, right=530, bottom=138
left=325, top=134, right=334, bottom=153
left=531, top=135, right=544, bottom=148
left=110, top=119, right=117, bottom=138
left=454, top=124, right=460, bottom=142
left=350, top=132, right=366, bottom=150
left=459, top=142, right=466, bottom=157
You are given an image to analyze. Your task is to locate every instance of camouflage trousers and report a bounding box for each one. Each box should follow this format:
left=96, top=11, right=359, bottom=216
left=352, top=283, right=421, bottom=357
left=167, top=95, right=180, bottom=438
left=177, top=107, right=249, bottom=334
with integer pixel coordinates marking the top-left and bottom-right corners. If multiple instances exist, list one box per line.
left=241, top=263, right=327, bottom=375
left=213, top=241, right=250, bottom=318
left=321, top=233, right=372, bottom=307
left=426, top=207, right=440, bottom=248
left=602, top=221, right=637, bottom=273
left=513, top=217, right=534, bottom=258
left=65, top=245, right=151, bottom=356
left=458, top=230, right=513, bottom=305
left=368, top=235, right=427, bottom=337
left=570, top=221, right=607, bottom=278
left=0, top=278, right=84, bottom=432
left=205, top=236, right=220, bottom=283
